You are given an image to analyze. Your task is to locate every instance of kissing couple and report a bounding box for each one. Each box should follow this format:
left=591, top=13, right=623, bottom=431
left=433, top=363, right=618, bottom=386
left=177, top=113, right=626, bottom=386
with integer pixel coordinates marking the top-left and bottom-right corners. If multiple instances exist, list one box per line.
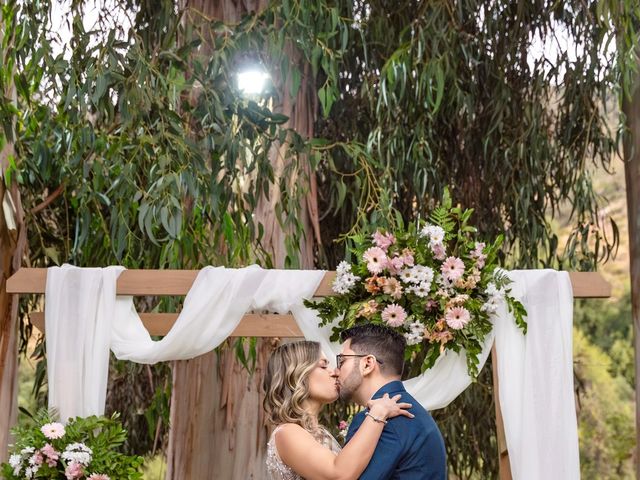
left=264, top=323, right=447, bottom=479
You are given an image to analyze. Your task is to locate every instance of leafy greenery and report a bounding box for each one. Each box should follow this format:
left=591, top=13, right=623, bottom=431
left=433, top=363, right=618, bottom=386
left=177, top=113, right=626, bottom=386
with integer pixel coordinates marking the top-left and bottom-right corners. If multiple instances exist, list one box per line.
left=1, top=410, right=143, bottom=479
left=574, top=329, right=635, bottom=479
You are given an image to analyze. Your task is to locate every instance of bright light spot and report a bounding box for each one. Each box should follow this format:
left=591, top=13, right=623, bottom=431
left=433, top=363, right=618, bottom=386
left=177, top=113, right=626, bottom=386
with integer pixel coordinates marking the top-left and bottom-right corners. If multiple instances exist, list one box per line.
left=237, top=70, right=270, bottom=95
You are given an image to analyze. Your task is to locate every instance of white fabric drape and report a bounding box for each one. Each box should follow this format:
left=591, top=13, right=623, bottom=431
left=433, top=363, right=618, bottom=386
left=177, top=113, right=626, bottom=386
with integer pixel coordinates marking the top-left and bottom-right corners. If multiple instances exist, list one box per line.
left=492, top=270, right=579, bottom=480
left=45, top=265, right=578, bottom=479
left=45, top=265, right=124, bottom=420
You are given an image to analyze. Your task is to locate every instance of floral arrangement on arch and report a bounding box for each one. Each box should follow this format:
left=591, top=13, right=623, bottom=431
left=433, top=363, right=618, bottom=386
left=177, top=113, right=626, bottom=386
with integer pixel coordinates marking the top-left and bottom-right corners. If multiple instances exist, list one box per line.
left=1, top=411, right=143, bottom=480
left=306, top=193, right=527, bottom=377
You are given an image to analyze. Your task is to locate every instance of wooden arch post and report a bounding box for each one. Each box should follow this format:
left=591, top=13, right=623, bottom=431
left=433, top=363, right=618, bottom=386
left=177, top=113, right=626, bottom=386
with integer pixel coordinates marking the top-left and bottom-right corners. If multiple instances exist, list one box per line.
left=5, top=268, right=611, bottom=479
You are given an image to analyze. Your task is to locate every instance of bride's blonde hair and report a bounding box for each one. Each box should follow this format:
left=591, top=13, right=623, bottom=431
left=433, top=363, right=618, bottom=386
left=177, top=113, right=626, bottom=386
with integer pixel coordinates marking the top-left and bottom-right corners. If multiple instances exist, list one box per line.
left=263, top=341, right=321, bottom=433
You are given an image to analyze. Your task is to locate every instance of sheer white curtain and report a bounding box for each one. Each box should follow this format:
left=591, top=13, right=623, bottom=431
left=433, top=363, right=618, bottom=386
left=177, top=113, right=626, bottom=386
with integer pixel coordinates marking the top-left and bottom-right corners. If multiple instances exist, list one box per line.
left=45, top=265, right=578, bottom=479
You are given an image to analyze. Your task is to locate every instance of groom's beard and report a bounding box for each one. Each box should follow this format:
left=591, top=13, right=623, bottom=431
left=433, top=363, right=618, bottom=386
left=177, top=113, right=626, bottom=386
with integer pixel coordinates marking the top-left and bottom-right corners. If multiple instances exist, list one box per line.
left=339, top=367, right=363, bottom=402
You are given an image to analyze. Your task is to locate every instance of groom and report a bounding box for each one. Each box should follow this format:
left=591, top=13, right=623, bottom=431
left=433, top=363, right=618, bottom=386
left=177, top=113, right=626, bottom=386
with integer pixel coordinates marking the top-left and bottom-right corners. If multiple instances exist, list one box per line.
left=337, top=323, right=447, bottom=479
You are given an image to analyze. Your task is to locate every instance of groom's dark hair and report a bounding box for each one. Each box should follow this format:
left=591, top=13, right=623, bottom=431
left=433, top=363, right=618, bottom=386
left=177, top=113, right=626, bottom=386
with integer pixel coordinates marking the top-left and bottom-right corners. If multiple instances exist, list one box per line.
left=341, top=324, right=406, bottom=377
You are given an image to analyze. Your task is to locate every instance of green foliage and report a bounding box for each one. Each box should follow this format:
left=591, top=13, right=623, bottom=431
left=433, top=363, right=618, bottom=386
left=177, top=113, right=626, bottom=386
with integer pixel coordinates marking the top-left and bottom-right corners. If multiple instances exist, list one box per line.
left=574, top=329, right=635, bottom=478
left=1, top=410, right=144, bottom=479
left=574, top=287, right=634, bottom=388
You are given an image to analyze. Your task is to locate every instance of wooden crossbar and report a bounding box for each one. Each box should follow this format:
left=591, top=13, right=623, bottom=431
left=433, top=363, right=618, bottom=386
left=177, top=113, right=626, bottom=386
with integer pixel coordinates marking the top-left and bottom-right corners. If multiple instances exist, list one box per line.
left=28, top=312, right=304, bottom=337
left=5, top=269, right=338, bottom=296
left=6, top=268, right=610, bottom=297
left=9, top=269, right=611, bottom=337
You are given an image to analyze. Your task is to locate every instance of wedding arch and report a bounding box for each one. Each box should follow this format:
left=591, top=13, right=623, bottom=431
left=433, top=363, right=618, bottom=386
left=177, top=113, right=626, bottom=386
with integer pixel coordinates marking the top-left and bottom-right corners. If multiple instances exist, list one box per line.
left=7, top=266, right=610, bottom=480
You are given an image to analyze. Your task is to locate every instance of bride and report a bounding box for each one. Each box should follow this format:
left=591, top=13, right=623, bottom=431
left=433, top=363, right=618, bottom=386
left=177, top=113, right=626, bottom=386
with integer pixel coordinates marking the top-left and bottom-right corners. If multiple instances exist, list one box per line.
left=263, top=341, right=413, bottom=480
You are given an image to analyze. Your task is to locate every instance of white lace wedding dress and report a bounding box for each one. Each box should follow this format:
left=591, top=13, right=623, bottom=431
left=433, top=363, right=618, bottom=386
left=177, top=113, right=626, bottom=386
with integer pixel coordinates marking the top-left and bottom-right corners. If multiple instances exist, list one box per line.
left=266, top=425, right=342, bottom=479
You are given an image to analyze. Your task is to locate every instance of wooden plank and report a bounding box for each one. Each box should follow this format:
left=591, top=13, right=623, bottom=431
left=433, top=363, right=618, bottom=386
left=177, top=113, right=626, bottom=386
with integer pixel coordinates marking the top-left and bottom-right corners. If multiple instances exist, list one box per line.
left=567, top=271, right=611, bottom=298
left=7, top=268, right=608, bottom=297
left=29, top=312, right=304, bottom=337
left=7, top=268, right=337, bottom=297
left=491, top=345, right=513, bottom=480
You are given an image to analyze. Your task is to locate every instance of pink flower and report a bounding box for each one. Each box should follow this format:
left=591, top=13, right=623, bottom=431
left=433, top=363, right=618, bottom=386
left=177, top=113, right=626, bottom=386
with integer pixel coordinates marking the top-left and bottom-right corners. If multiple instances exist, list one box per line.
left=471, top=242, right=487, bottom=269
left=382, top=277, right=403, bottom=299
left=372, top=231, right=396, bottom=250
left=426, top=299, right=439, bottom=311
left=88, top=475, right=111, bottom=480
left=41, top=444, right=59, bottom=459
left=65, top=461, right=84, bottom=479
left=385, top=255, right=405, bottom=275
left=29, top=451, right=44, bottom=466
left=441, top=256, right=465, bottom=281
left=445, top=306, right=471, bottom=330
left=471, top=242, right=485, bottom=257
left=431, top=242, right=446, bottom=260
left=41, top=443, right=59, bottom=467
left=363, top=247, right=387, bottom=274
left=400, top=249, right=415, bottom=267
left=338, top=421, right=349, bottom=431
left=41, top=422, right=65, bottom=440
left=381, top=304, right=408, bottom=327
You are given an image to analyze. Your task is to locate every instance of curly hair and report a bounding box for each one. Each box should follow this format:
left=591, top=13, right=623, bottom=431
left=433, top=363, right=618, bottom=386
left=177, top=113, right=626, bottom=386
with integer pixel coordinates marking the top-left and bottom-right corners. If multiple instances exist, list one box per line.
left=263, top=341, right=321, bottom=434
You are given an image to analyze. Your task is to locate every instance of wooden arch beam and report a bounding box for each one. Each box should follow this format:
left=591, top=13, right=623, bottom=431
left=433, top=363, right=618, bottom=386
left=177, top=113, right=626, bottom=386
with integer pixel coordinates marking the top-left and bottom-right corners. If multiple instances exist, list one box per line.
left=7, top=269, right=611, bottom=337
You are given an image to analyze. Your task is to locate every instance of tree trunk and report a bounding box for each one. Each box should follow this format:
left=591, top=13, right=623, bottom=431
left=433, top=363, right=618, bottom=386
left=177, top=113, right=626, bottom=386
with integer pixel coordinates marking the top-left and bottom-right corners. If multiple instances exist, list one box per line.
left=166, top=1, right=319, bottom=478
left=0, top=11, right=27, bottom=462
left=622, top=46, right=640, bottom=480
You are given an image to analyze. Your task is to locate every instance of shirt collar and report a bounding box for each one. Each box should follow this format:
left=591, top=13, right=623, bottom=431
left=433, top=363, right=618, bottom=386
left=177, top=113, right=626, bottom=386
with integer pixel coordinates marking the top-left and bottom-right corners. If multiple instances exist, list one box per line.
left=371, top=380, right=405, bottom=400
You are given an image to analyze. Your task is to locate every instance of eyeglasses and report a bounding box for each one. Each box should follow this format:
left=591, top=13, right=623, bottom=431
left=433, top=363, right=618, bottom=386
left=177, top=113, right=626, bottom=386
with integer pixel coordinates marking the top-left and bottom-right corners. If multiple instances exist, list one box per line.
left=336, top=354, right=384, bottom=369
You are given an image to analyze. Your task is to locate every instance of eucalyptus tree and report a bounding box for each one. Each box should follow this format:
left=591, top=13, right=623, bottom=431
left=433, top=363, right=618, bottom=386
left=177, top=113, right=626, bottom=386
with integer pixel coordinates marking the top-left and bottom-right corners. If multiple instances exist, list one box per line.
left=619, top=15, right=640, bottom=479
left=0, top=2, right=27, bottom=462
left=1, top=0, right=639, bottom=478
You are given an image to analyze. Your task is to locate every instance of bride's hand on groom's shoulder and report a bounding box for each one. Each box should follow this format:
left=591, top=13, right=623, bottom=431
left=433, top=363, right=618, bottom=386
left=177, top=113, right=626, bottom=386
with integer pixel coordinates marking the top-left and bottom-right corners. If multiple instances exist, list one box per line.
left=367, top=393, right=415, bottom=421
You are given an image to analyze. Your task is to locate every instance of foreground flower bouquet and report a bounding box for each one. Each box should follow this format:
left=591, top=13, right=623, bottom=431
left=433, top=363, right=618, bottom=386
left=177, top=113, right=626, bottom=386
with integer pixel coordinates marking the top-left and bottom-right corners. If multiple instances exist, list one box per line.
left=306, top=194, right=527, bottom=377
left=1, top=411, right=143, bottom=480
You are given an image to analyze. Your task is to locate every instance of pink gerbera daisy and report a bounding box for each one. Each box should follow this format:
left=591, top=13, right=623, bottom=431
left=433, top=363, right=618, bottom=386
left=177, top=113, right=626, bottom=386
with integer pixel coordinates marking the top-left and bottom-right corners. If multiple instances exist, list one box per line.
left=41, top=422, right=65, bottom=440
left=381, top=304, right=408, bottom=327
left=445, top=306, right=471, bottom=330
left=363, top=247, right=387, bottom=274
left=441, top=256, right=465, bottom=281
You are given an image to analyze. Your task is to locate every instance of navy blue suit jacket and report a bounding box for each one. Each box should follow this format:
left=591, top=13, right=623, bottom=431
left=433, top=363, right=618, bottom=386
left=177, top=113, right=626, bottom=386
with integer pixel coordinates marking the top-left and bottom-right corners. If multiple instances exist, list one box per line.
left=345, top=381, right=447, bottom=480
